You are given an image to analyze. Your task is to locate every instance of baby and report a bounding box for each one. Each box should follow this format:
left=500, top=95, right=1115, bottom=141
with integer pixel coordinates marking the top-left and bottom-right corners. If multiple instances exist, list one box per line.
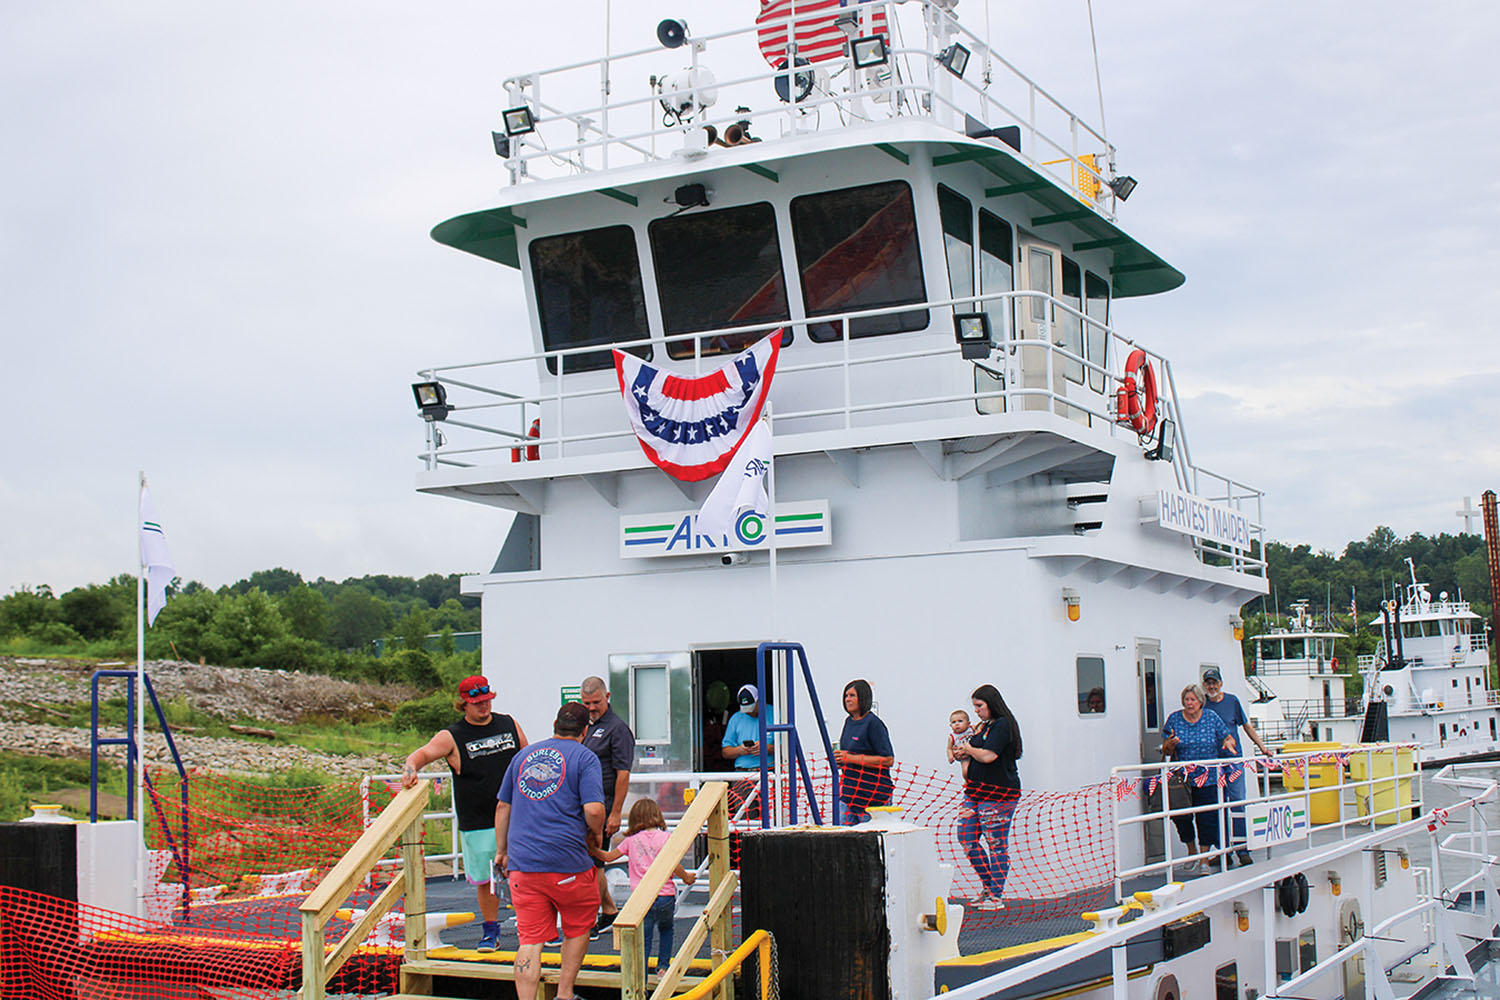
left=945, top=709, right=976, bottom=776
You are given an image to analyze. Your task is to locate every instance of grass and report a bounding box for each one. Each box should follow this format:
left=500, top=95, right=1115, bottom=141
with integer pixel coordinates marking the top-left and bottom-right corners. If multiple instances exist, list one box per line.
left=0, top=752, right=127, bottom=823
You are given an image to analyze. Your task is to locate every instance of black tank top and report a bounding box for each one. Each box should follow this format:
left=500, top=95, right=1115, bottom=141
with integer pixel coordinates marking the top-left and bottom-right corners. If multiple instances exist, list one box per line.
left=447, top=714, right=521, bottom=831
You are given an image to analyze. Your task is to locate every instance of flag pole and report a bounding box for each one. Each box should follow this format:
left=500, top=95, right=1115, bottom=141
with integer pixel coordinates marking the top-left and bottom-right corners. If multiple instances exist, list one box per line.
left=136, top=471, right=147, bottom=918
left=765, top=402, right=788, bottom=826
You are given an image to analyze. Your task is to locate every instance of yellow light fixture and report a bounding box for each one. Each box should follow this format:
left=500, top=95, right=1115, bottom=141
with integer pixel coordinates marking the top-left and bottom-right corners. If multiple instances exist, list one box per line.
left=1233, top=902, right=1249, bottom=932
left=1062, top=588, right=1081, bottom=622
left=1230, top=614, right=1245, bottom=641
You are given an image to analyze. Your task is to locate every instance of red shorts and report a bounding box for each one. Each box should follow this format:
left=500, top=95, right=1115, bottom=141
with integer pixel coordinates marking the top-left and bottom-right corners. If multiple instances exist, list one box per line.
left=509, top=869, right=599, bottom=945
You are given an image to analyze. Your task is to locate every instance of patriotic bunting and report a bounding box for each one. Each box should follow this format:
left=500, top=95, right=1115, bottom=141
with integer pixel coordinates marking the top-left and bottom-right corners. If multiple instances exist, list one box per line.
left=613, top=331, right=782, bottom=482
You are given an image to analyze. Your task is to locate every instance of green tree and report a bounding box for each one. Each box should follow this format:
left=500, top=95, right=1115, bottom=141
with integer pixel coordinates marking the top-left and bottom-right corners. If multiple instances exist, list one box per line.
left=148, top=589, right=222, bottom=662
left=229, top=567, right=304, bottom=596
left=0, top=587, right=58, bottom=637
left=202, top=589, right=287, bottom=665
left=277, top=585, right=329, bottom=642
left=396, top=607, right=432, bottom=653
left=58, top=577, right=134, bottom=640
left=328, top=588, right=391, bottom=652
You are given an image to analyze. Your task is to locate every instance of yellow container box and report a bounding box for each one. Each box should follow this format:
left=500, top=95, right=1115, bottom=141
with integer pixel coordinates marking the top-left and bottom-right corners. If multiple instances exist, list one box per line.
left=1349, top=746, right=1417, bottom=825
left=1280, top=741, right=1344, bottom=825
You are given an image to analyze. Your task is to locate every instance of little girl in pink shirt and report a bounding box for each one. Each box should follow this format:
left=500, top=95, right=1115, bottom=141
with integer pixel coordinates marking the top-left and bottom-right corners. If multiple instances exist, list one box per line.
left=594, top=797, right=697, bottom=974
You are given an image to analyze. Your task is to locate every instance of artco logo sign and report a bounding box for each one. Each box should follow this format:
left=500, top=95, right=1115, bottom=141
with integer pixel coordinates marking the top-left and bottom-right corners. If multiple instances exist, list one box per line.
left=619, top=501, right=831, bottom=559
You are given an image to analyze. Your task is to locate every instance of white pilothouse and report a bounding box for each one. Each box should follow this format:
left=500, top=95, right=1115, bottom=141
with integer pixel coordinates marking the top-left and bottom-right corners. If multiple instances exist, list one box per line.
left=404, top=3, right=1500, bottom=998
left=1245, top=601, right=1353, bottom=745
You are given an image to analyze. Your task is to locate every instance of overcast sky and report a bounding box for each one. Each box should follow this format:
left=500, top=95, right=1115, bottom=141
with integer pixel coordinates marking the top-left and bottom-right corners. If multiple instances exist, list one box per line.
left=3, top=1, right=1497, bottom=597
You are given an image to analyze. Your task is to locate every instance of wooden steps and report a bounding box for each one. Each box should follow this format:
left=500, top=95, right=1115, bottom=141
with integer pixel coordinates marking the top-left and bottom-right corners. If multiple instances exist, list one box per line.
left=399, top=953, right=713, bottom=997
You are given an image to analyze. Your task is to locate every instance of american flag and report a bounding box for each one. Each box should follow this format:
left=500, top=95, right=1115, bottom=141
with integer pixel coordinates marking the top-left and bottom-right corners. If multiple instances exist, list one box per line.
left=756, top=0, right=891, bottom=67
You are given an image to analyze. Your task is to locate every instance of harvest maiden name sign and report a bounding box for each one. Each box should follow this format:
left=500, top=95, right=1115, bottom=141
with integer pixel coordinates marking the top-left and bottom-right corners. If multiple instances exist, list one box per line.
left=620, top=501, right=831, bottom=559
left=1156, top=489, right=1252, bottom=549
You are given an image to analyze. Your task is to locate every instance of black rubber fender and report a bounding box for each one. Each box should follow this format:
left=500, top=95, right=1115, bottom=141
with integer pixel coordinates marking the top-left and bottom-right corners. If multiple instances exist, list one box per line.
left=1277, top=876, right=1299, bottom=918
left=1295, top=871, right=1310, bottom=913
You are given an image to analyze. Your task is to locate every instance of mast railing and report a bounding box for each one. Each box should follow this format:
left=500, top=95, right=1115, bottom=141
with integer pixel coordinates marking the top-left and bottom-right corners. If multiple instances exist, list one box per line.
left=493, top=0, right=1122, bottom=217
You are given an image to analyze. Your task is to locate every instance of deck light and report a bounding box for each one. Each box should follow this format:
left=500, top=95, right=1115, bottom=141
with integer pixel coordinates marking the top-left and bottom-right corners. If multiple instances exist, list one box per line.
left=850, top=35, right=888, bottom=69
left=937, top=42, right=970, bottom=79
left=670, top=183, right=711, bottom=209
left=1230, top=615, right=1245, bottom=642
left=953, top=311, right=992, bottom=360
left=1146, top=419, right=1174, bottom=463
left=773, top=57, right=815, bottom=104
left=1108, top=175, right=1138, bottom=201
left=412, top=381, right=451, bottom=422
left=1233, top=902, right=1249, bottom=932
left=502, top=106, right=536, bottom=137
left=1062, top=587, right=1081, bottom=622
left=657, top=18, right=688, bottom=49
left=491, top=131, right=510, bottom=157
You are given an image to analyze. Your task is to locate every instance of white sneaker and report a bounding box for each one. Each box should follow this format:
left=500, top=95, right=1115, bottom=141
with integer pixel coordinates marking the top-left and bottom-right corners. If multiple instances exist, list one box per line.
left=975, top=896, right=1005, bottom=910
left=1173, top=860, right=1201, bottom=877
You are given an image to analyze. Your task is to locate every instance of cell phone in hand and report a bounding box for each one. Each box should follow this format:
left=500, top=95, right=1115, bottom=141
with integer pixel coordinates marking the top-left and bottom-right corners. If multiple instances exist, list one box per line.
left=743, top=740, right=755, bottom=747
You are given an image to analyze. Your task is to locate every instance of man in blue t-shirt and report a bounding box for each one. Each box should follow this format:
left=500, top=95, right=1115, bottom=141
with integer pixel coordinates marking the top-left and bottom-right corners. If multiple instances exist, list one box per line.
left=497, top=702, right=605, bottom=1000
left=722, top=685, right=775, bottom=770
left=1202, top=666, right=1273, bottom=869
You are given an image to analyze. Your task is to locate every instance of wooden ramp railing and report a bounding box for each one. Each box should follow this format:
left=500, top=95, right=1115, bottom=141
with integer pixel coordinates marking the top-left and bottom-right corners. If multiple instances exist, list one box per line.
left=614, top=780, right=735, bottom=1000
left=298, top=783, right=429, bottom=999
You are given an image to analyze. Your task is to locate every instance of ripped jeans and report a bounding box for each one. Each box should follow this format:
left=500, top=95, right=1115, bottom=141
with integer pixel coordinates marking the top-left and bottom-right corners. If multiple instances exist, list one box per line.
left=957, top=793, right=1018, bottom=898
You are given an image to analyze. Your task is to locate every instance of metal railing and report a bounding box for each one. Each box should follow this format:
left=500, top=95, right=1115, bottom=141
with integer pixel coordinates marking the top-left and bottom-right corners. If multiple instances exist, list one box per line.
left=928, top=759, right=1499, bottom=1000
left=1112, top=743, right=1423, bottom=892
left=494, top=1, right=1124, bottom=219
left=360, top=772, right=463, bottom=879
left=415, top=287, right=1266, bottom=571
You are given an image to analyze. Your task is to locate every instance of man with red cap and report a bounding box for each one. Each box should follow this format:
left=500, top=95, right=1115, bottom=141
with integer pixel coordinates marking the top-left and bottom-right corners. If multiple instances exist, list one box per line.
left=402, top=675, right=527, bottom=952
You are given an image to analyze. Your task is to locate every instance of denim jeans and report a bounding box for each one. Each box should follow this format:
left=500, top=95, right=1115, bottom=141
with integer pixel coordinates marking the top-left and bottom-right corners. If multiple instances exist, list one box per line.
left=957, top=795, right=1018, bottom=896
left=643, top=894, right=676, bottom=971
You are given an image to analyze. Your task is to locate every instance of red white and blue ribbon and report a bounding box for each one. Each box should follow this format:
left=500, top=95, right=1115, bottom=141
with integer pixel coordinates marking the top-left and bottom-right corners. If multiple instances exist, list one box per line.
left=613, top=331, right=782, bottom=482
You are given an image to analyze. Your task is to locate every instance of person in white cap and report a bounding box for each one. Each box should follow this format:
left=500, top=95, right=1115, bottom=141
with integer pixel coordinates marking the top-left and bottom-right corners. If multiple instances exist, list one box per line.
left=722, top=684, right=774, bottom=771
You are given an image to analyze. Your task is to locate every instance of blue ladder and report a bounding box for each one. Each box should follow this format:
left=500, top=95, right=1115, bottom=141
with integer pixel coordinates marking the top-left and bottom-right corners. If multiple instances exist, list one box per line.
left=90, top=669, right=192, bottom=921
left=754, top=642, right=842, bottom=827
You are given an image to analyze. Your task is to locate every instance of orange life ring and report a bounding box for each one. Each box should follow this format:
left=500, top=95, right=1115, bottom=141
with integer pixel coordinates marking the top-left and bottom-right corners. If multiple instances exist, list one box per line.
left=510, top=418, right=540, bottom=462
left=1115, top=348, right=1157, bottom=435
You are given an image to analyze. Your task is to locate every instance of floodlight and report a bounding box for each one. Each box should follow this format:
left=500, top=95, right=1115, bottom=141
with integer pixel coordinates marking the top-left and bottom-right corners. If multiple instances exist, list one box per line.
left=657, top=18, right=688, bottom=49
left=1108, top=175, right=1138, bottom=201
left=502, top=106, right=536, bottom=137
left=953, top=312, right=992, bottom=360
left=850, top=35, right=888, bottom=69
left=671, top=183, right=710, bottom=209
left=412, top=381, right=451, bottom=422
left=491, top=131, right=510, bottom=157
left=1146, top=418, right=1174, bottom=462
left=937, top=42, right=970, bottom=78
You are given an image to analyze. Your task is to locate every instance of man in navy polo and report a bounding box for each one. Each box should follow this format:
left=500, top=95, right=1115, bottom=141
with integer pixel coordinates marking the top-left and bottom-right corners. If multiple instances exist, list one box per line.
left=581, top=675, right=635, bottom=932
left=1203, top=666, right=1272, bottom=868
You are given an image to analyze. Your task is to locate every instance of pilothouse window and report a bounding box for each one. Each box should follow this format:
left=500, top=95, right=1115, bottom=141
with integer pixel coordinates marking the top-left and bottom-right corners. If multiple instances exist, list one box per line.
left=1084, top=271, right=1109, bottom=392
left=530, top=225, right=650, bottom=374
left=938, top=185, right=974, bottom=300
left=650, top=202, right=792, bottom=359
left=792, top=180, right=928, bottom=341
left=1060, top=258, right=1083, bottom=384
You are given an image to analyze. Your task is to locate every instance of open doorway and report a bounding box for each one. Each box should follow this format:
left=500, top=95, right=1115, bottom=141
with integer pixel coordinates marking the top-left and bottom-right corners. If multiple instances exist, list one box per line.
left=694, top=646, right=773, bottom=772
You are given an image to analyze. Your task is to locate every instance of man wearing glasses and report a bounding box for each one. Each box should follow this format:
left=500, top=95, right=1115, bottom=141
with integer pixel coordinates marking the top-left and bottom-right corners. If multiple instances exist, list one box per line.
left=403, top=674, right=528, bottom=952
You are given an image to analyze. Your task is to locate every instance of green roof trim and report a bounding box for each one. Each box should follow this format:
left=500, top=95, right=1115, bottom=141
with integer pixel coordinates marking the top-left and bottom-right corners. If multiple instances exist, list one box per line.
left=600, top=187, right=638, bottom=207
left=430, top=137, right=1184, bottom=296
left=740, top=162, right=779, bottom=183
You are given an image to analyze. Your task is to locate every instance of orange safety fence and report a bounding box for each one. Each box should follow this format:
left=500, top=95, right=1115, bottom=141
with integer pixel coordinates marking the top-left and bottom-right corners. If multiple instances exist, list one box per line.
left=0, top=763, right=1117, bottom=996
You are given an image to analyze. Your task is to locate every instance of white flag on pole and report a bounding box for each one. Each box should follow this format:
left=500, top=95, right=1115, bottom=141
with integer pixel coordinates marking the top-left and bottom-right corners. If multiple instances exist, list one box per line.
left=138, top=487, right=175, bottom=625
left=697, top=418, right=772, bottom=541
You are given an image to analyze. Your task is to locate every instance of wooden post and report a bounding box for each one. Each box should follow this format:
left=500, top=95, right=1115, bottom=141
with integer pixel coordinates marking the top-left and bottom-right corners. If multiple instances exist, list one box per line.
left=707, top=787, right=734, bottom=1000
left=300, top=911, right=326, bottom=1000
left=403, top=813, right=428, bottom=968
left=620, top=920, right=648, bottom=1000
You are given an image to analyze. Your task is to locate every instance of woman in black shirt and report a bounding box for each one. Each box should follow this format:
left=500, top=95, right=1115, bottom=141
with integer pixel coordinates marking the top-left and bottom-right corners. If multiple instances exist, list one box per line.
left=951, top=683, right=1022, bottom=908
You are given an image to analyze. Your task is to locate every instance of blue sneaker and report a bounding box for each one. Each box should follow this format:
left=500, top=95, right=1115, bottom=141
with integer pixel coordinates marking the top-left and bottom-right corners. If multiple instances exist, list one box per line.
left=477, top=920, right=501, bottom=952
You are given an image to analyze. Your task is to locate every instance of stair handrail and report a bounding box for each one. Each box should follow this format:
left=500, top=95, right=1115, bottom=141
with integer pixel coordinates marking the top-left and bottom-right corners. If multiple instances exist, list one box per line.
left=755, top=642, right=841, bottom=827
left=90, top=669, right=192, bottom=921
left=298, top=782, right=430, bottom=1000
left=613, top=780, right=735, bottom=1000
left=673, top=929, right=775, bottom=1000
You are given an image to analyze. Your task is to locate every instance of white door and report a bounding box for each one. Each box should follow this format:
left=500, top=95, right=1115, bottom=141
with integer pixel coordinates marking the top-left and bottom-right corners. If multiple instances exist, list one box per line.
left=1017, top=237, right=1065, bottom=414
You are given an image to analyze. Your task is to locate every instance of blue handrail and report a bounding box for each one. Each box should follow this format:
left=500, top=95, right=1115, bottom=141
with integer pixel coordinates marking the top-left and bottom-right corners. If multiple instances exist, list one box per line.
left=755, top=642, right=842, bottom=827
left=90, top=669, right=192, bottom=921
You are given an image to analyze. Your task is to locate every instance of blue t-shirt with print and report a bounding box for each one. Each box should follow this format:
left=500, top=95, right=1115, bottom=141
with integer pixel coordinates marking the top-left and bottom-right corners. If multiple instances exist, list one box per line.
left=1164, top=709, right=1232, bottom=781
left=1204, top=693, right=1249, bottom=757
left=498, top=737, right=605, bottom=873
left=722, top=706, right=776, bottom=769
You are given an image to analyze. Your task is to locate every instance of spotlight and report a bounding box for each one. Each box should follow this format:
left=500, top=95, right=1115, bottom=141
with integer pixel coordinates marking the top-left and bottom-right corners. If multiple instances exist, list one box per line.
left=491, top=131, right=510, bottom=157
left=773, top=57, right=815, bottom=104
left=953, top=311, right=992, bottom=360
left=937, top=42, right=970, bottom=78
left=850, top=35, right=888, bottom=69
left=1108, top=175, right=1138, bottom=201
left=502, top=106, right=536, bottom=137
left=412, top=381, right=451, bottom=422
left=1146, top=418, right=1174, bottom=463
left=657, top=18, right=688, bottom=49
